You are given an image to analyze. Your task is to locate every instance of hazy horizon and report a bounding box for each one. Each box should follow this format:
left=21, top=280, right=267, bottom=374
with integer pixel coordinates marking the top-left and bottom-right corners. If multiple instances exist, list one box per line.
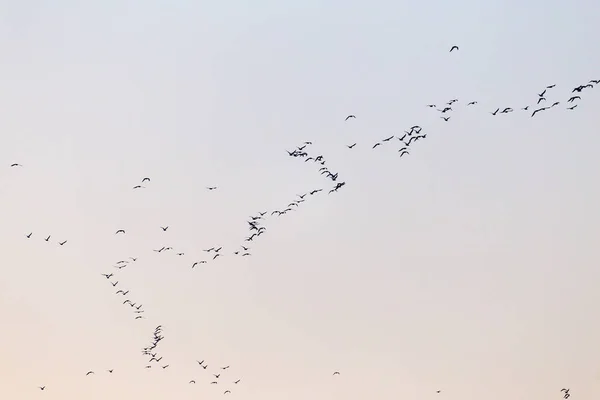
left=1, top=1, right=600, bottom=399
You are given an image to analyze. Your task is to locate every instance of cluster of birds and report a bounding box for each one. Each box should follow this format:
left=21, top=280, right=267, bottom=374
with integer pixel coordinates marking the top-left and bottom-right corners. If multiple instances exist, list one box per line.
left=286, top=141, right=346, bottom=194
left=142, top=325, right=167, bottom=369
left=8, top=45, right=595, bottom=397
left=188, top=360, right=242, bottom=395
left=23, top=232, right=67, bottom=246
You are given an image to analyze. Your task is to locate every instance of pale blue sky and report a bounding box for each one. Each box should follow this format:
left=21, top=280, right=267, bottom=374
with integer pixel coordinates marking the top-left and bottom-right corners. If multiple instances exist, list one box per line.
left=1, top=1, right=600, bottom=399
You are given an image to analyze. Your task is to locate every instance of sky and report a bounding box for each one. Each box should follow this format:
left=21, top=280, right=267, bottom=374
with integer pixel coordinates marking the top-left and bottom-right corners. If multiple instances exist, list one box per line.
left=1, top=0, right=600, bottom=399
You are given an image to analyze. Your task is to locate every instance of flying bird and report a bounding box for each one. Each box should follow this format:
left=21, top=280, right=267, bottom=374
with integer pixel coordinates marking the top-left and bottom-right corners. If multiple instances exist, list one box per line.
left=58, top=241, right=67, bottom=246
left=347, top=143, right=357, bottom=149
left=160, top=226, right=169, bottom=231
left=115, top=230, right=125, bottom=234
left=26, top=232, right=32, bottom=238
left=345, top=115, right=356, bottom=121
left=142, top=177, right=150, bottom=182
left=10, top=163, right=22, bottom=167
left=38, top=386, right=46, bottom=390
left=333, top=371, right=340, bottom=375
left=449, top=45, right=459, bottom=52
left=85, top=371, right=94, bottom=376
left=207, top=186, right=217, bottom=190
left=224, top=390, right=231, bottom=394
left=234, top=379, right=241, bottom=384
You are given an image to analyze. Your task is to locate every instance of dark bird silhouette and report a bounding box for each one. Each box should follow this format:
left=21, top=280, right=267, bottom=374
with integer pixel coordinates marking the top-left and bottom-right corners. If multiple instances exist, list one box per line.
left=207, top=186, right=217, bottom=190
left=501, top=107, right=513, bottom=113
left=224, top=390, right=231, bottom=394
left=45, top=235, right=50, bottom=242
left=38, top=386, right=45, bottom=390
left=110, top=281, right=119, bottom=287
left=426, top=104, right=436, bottom=108
left=522, top=106, right=529, bottom=110
left=58, top=241, right=67, bottom=246
left=333, top=371, right=340, bottom=375
left=115, top=230, right=125, bottom=234
left=490, top=108, right=499, bottom=115
left=234, top=379, right=241, bottom=384
left=162, top=365, right=169, bottom=369
left=189, top=380, right=196, bottom=384
left=449, top=45, right=459, bottom=52
left=222, top=366, right=230, bottom=370
left=537, top=97, right=546, bottom=104
left=214, top=374, right=221, bottom=378
left=107, top=369, right=113, bottom=373
left=568, top=96, right=581, bottom=102
left=133, top=185, right=144, bottom=189
left=437, top=390, right=441, bottom=393
left=10, top=163, right=22, bottom=167
left=102, top=273, right=113, bottom=279
left=547, top=84, right=556, bottom=89
left=345, top=115, right=356, bottom=121
left=441, top=116, right=450, bottom=121
left=467, top=101, right=477, bottom=105
left=160, top=226, right=169, bottom=231
left=372, top=143, right=382, bottom=149
left=531, top=107, right=548, bottom=117
left=551, top=102, right=560, bottom=107
left=538, top=89, right=547, bottom=97
left=26, top=232, right=32, bottom=238
left=567, top=105, right=578, bottom=110
left=347, top=143, right=357, bottom=149
left=382, top=135, right=394, bottom=142
left=142, top=178, right=150, bottom=182
left=86, top=371, right=94, bottom=376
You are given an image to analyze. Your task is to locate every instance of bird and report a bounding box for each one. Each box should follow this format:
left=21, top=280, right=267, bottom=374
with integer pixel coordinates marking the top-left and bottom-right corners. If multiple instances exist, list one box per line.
left=58, top=241, right=67, bottom=246
left=567, top=105, right=578, bottom=110
left=531, top=107, right=548, bottom=117
left=437, top=390, right=441, bottom=393
left=345, top=115, right=356, bottom=121
left=214, top=374, right=221, bottom=378
left=234, top=379, right=241, bottom=384
left=382, top=135, right=394, bottom=142
left=102, top=273, right=113, bottom=279
left=449, top=45, right=459, bottom=52
left=222, top=366, right=230, bottom=370
left=538, top=89, right=547, bottom=97
left=115, top=230, right=125, bottom=234
left=207, top=186, right=217, bottom=190
left=38, top=386, right=46, bottom=390
left=133, top=185, right=144, bottom=189
left=491, top=108, right=499, bottom=115
left=568, top=96, right=581, bottom=102
left=347, top=143, right=357, bottom=149
left=441, top=116, right=450, bottom=121
left=85, top=371, right=94, bottom=376
left=160, top=226, right=169, bottom=231
left=467, top=101, right=477, bottom=105
left=10, top=163, right=22, bottom=167
left=142, top=177, right=150, bottom=182
left=26, top=232, right=32, bottom=238
left=372, top=143, right=381, bottom=149
left=107, top=369, right=113, bottom=373
left=162, top=365, right=169, bottom=369
left=189, top=380, right=196, bottom=384
left=44, top=235, right=51, bottom=242
left=547, top=84, right=556, bottom=88
left=224, top=390, right=231, bottom=394
left=333, top=371, right=340, bottom=375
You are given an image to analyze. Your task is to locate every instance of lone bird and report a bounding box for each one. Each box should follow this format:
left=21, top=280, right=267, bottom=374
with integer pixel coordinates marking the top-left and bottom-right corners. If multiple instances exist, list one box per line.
left=449, top=45, right=459, bottom=52
left=345, top=115, right=356, bottom=121
left=86, top=371, right=94, bottom=376
left=333, top=371, right=340, bottom=376
left=160, top=226, right=169, bottom=231
left=347, top=143, right=357, bottom=149
left=115, top=230, right=125, bottom=234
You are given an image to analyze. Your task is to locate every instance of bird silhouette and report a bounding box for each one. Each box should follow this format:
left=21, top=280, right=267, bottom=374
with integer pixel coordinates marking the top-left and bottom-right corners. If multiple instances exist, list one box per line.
left=347, top=143, right=357, bottom=149
left=345, top=115, right=356, bottom=121
left=115, top=230, right=125, bottom=234
left=449, top=45, right=459, bottom=52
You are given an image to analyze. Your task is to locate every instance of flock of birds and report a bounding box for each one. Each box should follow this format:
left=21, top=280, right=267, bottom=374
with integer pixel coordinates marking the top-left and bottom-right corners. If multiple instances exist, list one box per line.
left=7, top=44, right=596, bottom=398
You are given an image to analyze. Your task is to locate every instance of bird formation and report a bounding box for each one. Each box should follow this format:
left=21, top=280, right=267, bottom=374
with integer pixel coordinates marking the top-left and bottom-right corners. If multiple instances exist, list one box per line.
left=8, top=46, right=595, bottom=397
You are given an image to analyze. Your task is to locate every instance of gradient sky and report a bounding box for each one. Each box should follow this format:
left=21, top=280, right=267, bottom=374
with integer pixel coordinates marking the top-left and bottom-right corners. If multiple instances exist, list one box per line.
left=1, top=1, right=600, bottom=399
